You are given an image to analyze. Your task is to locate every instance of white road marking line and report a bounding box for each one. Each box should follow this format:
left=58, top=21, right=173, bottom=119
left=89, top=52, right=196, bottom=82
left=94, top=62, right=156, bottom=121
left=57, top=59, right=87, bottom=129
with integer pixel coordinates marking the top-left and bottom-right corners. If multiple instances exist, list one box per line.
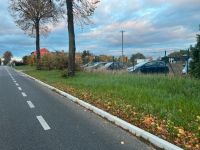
left=16, top=83, right=19, bottom=86
left=13, top=80, right=17, bottom=83
left=36, top=116, right=51, bottom=130
left=27, top=101, right=35, bottom=108
left=18, top=87, right=22, bottom=91
left=21, top=92, right=27, bottom=97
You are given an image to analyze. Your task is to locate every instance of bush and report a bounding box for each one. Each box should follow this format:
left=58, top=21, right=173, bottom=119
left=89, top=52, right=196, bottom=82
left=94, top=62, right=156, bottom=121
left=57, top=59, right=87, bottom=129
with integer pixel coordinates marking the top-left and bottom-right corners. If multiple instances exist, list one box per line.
left=52, top=51, right=68, bottom=70
left=40, top=54, right=53, bottom=70
left=60, top=69, right=68, bottom=77
left=190, top=34, right=200, bottom=78
left=13, top=61, right=25, bottom=66
left=39, top=51, right=68, bottom=70
left=23, top=50, right=81, bottom=71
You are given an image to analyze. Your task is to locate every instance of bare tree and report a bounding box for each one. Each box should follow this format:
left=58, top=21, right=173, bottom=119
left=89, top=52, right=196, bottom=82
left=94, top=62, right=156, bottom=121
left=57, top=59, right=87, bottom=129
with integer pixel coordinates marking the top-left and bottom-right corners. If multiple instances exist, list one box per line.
left=50, top=0, right=99, bottom=76
left=9, top=0, right=60, bottom=69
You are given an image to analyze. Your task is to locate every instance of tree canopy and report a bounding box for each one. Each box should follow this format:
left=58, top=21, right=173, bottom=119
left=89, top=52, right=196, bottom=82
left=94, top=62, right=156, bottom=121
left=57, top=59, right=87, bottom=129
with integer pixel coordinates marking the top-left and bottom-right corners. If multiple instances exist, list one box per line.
left=9, top=0, right=60, bottom=69
left=3, top=51, right=13, bottom=65
left=168, top=50, right=189, bottom=58
left=130, top=53, right=145, bottom=64
left=9, top=0, right=60, bottom=36
left=81, top=50, right=91, bottom=64
left=190, top=34, right=200, bottom=78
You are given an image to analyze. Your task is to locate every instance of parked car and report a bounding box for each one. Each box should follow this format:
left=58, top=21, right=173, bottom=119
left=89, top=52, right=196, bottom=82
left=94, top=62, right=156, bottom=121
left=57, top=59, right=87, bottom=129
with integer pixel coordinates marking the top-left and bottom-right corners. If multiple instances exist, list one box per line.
left=127, top=62, right=147, bottom=72
left=81, top=63, right=92, bottom=68
left=81, top=62, right=95, bottom=68
left=129, top=61, right=169, bottom=74
left=84, top=62, right=107, bottom=70
left=100, top=62, right=124, bottom=70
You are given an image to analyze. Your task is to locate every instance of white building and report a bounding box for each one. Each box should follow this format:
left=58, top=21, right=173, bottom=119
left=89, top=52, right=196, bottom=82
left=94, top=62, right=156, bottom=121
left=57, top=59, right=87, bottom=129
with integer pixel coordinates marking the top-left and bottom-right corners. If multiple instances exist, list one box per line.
left=136, top=58, right=151, bottom=64
left=1, top=58, right=4, bottom=65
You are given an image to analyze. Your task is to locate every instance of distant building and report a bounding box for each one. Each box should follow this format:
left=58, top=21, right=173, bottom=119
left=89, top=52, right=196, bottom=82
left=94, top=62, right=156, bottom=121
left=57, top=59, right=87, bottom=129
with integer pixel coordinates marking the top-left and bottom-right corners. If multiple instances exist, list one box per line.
left=136, top=58, right=152, bottom=64
left=33, top=48, right=49, bottom=57
left=1, top=58, right=4, bottom=65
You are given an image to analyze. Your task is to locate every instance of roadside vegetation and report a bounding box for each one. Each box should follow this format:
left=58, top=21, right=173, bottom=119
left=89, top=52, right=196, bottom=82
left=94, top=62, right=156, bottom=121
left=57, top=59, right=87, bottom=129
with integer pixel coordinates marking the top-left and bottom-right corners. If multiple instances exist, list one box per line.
left=10, top=0, right=99, bottom=75
left=6, top=0, right=200, bottom=149
left=190, top=34, right=200, bottom=79
left=15, top=65, right=200, bottom=149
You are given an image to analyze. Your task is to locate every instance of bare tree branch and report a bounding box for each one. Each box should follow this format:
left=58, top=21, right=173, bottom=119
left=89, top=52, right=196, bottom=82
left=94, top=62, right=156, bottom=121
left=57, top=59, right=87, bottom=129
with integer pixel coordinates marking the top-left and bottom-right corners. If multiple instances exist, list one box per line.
left=9, top=0, right=60, bottom=36
left=9, top=0, right=61, bottom=69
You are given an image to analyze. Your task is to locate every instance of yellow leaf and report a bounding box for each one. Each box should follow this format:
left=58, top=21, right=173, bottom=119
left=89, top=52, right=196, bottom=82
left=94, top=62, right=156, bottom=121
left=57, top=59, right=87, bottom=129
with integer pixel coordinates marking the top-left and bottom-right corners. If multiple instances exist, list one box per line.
left=178, top=128, right=185, bottom=135
left=177, top=133, right=181, bottom=137
left=157, top=126, right=162, bottom=131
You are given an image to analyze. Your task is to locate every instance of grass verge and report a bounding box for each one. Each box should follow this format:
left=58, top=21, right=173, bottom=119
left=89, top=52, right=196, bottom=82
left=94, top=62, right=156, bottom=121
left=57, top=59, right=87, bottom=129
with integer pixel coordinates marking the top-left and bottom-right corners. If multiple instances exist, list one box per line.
left=15, top=66, right=200, bottom=149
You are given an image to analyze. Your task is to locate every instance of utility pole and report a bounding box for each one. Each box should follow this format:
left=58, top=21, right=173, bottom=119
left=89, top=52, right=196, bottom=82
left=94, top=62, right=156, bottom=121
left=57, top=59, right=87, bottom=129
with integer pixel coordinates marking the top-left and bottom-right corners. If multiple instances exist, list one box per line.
left=121, top=30, right=125, bottom=64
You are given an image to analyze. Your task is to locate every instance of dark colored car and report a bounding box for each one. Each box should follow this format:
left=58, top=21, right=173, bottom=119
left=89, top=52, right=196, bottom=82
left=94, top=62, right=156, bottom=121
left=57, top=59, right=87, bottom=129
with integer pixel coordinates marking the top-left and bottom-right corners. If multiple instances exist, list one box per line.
left=130, top=61, right=169, bottom=74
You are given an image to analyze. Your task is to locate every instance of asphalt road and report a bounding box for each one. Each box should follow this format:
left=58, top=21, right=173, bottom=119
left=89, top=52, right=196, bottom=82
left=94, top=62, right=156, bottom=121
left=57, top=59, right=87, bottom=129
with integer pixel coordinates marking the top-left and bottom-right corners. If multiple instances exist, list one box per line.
left=0, top=66, right=155, bottom=150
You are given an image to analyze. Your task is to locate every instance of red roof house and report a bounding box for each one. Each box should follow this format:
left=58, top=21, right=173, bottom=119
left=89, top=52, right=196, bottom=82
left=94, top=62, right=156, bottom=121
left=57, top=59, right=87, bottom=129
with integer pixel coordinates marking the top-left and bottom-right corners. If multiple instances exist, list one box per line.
left=34, top=48, right=49, bottom=57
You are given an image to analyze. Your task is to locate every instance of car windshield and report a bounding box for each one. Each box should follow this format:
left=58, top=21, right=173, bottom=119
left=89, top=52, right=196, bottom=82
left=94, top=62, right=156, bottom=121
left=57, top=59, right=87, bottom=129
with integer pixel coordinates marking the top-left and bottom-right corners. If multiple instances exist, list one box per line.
left=104, top=62, right=113, bottom=68
left=87, top=62, right=95, bottom=66
left=134, top=62, right=147, bottom=69
left=93, top=62, right=102, bottom=66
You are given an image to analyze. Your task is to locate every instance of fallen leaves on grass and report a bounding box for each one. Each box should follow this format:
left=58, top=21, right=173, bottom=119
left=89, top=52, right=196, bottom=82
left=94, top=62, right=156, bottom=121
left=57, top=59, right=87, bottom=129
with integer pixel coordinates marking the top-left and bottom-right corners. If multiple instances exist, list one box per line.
left=50, top=83, right=200, bottom=150
left=142, top=115, right=155, bottom=126
left=178, top=128, right=185, bottom=136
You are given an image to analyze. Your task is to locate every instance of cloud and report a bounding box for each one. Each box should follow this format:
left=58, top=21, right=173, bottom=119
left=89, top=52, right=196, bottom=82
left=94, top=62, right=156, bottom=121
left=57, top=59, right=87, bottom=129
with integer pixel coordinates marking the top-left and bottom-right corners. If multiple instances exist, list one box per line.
left=75, top=0, right=199, bottom=56
left=0, top=0, right=199, bottom=58
left=78, top=19, right=195, bottom=49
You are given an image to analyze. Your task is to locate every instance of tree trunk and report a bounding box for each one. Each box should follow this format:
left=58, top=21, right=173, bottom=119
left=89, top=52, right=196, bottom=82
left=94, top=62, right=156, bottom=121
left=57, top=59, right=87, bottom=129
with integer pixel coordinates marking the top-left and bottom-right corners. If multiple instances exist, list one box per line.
left=66, top=0, right=76, bottom=76
left=35, top=19, right=41, bottom=70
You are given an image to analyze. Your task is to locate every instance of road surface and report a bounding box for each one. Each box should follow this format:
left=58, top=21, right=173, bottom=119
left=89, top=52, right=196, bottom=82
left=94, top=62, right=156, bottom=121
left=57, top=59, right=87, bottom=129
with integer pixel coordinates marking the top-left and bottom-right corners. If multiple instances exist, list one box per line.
left=0, top=66, right=154, bottom=150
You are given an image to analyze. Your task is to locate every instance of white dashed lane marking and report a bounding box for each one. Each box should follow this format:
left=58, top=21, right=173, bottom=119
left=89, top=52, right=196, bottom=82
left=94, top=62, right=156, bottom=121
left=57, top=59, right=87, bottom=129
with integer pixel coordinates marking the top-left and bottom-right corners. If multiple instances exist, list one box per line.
left=27, top=101, right=35, bottom=108
left=7, top=69, right=50, bottom=131
left=36, top=116, right=51, bottom=131
left=21, top=92, right=27, bottom=97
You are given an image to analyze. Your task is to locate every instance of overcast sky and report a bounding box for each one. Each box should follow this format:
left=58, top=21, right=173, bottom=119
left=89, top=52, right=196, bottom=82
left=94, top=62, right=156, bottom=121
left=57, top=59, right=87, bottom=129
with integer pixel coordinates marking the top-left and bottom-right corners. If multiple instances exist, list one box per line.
left=0, top=0, right=200, bottom=59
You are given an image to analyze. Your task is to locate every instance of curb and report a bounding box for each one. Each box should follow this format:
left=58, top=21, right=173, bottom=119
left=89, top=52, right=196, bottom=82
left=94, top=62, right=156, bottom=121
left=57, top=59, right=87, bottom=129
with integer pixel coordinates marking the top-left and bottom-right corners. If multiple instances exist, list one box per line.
left=16, top=70, right=183, bottom=150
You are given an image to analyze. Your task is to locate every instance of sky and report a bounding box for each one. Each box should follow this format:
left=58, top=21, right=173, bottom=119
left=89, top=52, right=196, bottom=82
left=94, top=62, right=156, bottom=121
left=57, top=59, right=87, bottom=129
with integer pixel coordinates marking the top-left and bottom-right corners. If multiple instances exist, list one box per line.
left=0, top=0, right=200, bottom=59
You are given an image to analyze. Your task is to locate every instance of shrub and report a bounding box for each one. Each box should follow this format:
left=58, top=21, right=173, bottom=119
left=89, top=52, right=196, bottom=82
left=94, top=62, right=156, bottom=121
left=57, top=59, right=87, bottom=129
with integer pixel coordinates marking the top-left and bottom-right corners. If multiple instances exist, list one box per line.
left=190, top=34, right=200, bottom=78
